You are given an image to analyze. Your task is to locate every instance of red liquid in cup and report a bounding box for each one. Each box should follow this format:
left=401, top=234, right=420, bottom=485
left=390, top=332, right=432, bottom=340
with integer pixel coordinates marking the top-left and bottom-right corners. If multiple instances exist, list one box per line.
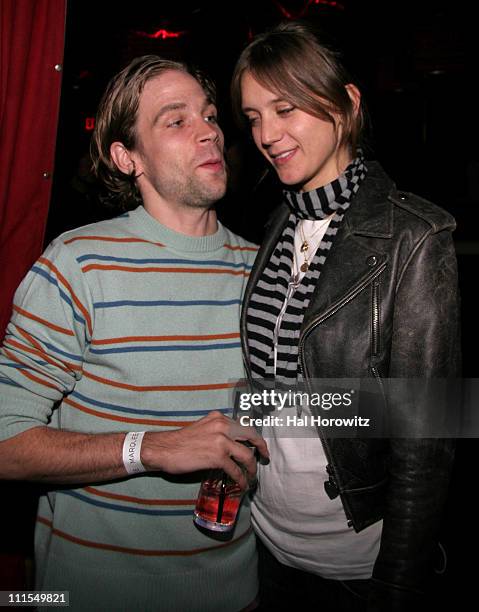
left=193, top=474, right=243, bottom=532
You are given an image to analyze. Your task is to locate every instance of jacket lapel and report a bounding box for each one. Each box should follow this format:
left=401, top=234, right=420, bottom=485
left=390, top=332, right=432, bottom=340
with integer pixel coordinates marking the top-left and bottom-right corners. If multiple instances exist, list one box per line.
left=302, top=162, right=395, bottom=329
left=241, top=162, right=397, bottom=352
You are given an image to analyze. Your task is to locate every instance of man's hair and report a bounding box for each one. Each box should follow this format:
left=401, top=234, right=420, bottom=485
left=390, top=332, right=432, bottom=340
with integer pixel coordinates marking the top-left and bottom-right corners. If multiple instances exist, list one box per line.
left=90, top=55, right=216, bottom=210
left=231, top=21, right=363, bottom=155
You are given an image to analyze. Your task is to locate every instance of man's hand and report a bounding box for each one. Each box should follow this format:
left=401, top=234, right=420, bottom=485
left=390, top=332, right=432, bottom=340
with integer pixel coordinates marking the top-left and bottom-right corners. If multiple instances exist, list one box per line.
left=141, top=411, right=269, bottom=489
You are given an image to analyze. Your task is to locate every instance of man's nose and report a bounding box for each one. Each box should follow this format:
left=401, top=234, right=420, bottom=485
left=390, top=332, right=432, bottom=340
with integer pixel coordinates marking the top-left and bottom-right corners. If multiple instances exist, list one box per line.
left=197, top=118, right=221, bottom=144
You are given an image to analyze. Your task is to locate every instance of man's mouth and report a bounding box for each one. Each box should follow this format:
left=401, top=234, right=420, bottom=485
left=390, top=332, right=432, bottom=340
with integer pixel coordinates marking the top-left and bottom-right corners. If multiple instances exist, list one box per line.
left=198, top=158, right=224, bottom=171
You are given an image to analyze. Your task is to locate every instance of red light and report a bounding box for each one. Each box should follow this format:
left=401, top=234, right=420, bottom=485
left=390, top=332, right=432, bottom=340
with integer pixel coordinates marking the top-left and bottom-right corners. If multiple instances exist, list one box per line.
left=85, top=117, right=95, bottom=131
left=315, top=0, right=344, bottom=8
left=134, top=28, right=183, bottom=40
left=274, top=0, right=344, bottom=19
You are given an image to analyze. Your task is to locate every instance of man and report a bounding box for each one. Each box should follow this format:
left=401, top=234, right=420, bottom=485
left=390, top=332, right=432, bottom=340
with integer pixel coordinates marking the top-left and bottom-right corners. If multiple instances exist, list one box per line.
left=0, top=55, right=267, bottom=611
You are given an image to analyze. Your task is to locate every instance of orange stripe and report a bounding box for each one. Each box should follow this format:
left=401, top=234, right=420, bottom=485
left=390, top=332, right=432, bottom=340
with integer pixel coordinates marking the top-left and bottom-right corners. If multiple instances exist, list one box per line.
left=224, top=244, right=258, bottom=252
left=13, top=324, right=43, bottom=351
left=81, top=264, right=249, bottom=276
left=83, top=486, right=195, bottom=506
left=64, top=236, right=164, bottom=246
left=13, top=305, right=74, bottom=337
left=91, top=332, right=240, bottom=346
left=37, top=516, right=252, bottom=556
left=38, top=257, right=93, bottom=336
left=4, top=338, right=81, bottom=373
left=3, top=347, right=61, bottom=391
left=82, top=369, right=237, bottom=392
left=63, top=397, right=193, bottom=427
left=20, top=369, right=59, bottom=391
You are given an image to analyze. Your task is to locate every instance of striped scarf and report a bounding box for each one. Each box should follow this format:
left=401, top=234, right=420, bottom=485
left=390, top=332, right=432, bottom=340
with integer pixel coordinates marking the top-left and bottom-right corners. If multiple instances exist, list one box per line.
left=246, top=155, right=367, bottom=383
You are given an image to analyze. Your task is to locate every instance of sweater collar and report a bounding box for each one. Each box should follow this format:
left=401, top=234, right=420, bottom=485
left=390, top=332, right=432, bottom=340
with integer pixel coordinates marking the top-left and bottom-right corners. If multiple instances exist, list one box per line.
left=128, top=206, right=228, bottom=253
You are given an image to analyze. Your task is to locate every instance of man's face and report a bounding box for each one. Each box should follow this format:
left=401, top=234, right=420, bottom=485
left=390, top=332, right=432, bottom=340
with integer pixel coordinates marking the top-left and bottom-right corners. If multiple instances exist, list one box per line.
left=131, top=70, right=227, bottom=211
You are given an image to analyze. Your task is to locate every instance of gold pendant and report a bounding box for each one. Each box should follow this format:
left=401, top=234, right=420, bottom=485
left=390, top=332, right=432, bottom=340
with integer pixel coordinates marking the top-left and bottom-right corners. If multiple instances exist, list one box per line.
left=300, top=241, right=309, bottom=252
left=300, top=262, right=309, bottom=272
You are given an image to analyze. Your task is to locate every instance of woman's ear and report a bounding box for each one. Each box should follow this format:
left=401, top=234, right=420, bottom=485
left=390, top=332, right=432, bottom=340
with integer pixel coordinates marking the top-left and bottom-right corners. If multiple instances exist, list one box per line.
left=110, top=142, right=140, bottom=176
left=345, top=84, right=361, bottom=117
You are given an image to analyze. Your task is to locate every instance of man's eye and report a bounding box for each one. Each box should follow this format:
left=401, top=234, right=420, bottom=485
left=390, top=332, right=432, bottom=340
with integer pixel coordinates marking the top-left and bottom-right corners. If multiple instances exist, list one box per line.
left=168, top=118, right=184, bottom=127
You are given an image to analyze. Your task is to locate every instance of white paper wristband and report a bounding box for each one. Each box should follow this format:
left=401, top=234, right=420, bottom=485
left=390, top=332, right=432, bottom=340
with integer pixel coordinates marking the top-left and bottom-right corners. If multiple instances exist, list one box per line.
left=122, top=432, right=146, bottom=475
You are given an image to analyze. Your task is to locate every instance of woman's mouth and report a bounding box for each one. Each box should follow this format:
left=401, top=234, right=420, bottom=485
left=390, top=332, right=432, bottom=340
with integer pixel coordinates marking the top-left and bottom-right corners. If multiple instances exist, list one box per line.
left=271, top=148, right=297, bottom=165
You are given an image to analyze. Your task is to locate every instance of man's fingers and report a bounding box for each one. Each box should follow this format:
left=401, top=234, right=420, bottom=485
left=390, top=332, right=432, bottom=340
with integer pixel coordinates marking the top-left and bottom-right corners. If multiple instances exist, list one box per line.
left=222, top=456, right=248, bottom=490
left=248, top=436, right=270, bottom=461
left=228, top=421, right=270, bottom=460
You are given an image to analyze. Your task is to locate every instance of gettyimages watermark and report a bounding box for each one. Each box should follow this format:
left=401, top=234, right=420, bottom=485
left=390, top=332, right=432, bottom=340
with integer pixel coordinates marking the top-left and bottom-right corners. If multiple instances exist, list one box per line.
left=237, top=388, right=371, bottom=430
left=228, top=378, right=474, bottom=438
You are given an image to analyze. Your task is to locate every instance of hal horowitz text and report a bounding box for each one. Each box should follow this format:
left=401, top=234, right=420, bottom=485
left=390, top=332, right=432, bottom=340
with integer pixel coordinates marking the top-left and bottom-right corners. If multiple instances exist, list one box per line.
left=239, top=415, right=370, bottom=428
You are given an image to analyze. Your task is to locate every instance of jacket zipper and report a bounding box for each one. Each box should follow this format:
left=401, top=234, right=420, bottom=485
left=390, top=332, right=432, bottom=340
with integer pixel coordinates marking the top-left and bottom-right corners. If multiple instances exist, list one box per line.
left=371, top=280, right=380, bottom=357
left=298, top=262, right=386, bottom=372
left=370, top=281, right=388, bottom=403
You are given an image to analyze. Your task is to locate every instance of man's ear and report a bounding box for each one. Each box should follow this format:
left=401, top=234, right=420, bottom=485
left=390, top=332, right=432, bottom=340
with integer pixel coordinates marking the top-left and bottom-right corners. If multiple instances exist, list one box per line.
left=110, top=142, right=141, bottom=175
left=345, top=84, right=361, bottom=117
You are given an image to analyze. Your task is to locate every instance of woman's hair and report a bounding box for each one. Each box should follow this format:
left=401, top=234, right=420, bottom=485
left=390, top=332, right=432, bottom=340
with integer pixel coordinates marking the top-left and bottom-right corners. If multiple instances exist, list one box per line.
left=231, top=21, right=363, bottom=155
left=90, top=55, right=216, bottom=210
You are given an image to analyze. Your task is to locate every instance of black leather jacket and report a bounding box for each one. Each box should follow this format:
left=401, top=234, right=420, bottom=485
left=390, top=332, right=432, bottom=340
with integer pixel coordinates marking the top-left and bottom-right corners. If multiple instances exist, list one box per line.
left=240, top=162, right=460, bottom=610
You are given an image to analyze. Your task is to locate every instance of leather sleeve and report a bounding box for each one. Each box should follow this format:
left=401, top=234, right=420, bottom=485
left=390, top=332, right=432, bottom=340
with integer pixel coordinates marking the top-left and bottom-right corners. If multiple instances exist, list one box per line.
left=369, top=228, right=459, bottom=611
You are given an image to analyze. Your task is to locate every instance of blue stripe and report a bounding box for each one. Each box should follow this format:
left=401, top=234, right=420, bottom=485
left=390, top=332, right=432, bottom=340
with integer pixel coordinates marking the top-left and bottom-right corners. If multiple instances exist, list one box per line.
left=61, top=490, right=194, bottom=516
left=0, top=362, right=29, bottom=370
left=42, top=341, right=83, bottom=362
left=89, top=342, right=241, bottom=355
left=1, top=357, right=51, bottom=369
left=93, top=299, right=241, bottom=309
left=70, top=390, right=232, bottom=417
left=31, top=267, right=86, bottom=327
left=0, top=376, right=21, bottom=388
left=0, top=361, right=66, bottom=392
left=77, top=254, right=252, bottom=269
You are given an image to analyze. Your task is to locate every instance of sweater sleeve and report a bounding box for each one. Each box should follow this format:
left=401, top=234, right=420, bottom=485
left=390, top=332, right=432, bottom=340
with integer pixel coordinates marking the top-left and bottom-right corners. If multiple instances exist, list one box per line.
left=0, top=239, right=93, bottom=441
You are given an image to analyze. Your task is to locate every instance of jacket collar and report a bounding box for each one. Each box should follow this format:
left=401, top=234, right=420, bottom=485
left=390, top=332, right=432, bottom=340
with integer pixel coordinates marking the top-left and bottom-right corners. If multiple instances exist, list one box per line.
left=345, top=161, right=395, bottom=239
left=260, top=161, right=396, bottom=253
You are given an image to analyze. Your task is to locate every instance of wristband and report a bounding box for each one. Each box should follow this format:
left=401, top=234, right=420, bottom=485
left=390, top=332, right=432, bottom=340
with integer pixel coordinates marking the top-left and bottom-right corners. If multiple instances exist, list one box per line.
left=123, top=431, right=146, bottom=474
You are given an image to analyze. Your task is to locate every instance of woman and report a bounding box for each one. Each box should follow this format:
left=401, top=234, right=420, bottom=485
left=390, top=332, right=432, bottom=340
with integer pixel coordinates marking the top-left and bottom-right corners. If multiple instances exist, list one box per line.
left=231, top=21, right=459, bottom=611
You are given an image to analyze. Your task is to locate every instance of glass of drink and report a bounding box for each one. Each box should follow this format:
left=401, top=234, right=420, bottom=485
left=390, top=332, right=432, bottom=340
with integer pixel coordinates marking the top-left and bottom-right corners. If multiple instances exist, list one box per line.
left=193, top=442, right=256, bottom=532
left=193, top=471, right=243, bottom=532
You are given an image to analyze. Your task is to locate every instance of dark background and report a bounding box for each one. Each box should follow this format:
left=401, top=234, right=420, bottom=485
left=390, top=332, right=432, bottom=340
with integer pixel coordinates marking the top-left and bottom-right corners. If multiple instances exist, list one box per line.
left=4, top=0, right=478, bottom=604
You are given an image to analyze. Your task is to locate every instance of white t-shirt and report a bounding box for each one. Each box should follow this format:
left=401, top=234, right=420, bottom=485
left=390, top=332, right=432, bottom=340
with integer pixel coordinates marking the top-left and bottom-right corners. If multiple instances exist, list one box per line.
left=252, top=216, right=382, bottom=579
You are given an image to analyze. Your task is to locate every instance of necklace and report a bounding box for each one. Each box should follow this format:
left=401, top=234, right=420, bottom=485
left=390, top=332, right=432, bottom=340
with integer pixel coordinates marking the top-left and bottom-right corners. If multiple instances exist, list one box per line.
left=298, top=220, right=325, bottom=273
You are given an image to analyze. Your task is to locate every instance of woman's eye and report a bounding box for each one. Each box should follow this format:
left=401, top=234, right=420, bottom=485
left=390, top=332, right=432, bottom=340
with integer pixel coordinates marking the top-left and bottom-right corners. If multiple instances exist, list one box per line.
left=205, top=114, right=218, bottom=124
left=246, top=115, right=259, bottom=127
left=278, top=107, right=294, bottom=116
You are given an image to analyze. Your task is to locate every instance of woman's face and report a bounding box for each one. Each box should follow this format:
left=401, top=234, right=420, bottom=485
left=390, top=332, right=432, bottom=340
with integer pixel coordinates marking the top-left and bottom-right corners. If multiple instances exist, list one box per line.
left=240, top=71, right=353, bottom=191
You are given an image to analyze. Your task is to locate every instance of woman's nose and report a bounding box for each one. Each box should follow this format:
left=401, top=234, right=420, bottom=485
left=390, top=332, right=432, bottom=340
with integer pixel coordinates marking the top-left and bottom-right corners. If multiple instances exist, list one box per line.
left=261, top=118, right=282, bottom=147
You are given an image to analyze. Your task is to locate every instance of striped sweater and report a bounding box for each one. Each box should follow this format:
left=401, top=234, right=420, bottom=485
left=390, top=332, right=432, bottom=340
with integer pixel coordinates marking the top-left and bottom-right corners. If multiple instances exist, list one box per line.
left=0, top=205, right=259, bottom=612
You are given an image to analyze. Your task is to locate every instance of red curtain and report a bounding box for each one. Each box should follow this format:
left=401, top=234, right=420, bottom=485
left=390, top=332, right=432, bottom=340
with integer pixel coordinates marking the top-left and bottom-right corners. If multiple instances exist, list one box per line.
left=0, top=0, right=66, bottom=589
left=0, top=0, right=66, bottom=339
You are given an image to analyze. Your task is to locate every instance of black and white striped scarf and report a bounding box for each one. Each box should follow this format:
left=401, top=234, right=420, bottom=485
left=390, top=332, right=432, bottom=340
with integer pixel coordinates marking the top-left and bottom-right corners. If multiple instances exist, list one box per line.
left=246, top=155, right=367, bottom=383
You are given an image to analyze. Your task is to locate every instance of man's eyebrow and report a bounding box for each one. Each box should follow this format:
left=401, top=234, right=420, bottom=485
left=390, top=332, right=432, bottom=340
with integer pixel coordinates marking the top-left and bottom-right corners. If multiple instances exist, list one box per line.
left=152, top=102, right=187, bottom=125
